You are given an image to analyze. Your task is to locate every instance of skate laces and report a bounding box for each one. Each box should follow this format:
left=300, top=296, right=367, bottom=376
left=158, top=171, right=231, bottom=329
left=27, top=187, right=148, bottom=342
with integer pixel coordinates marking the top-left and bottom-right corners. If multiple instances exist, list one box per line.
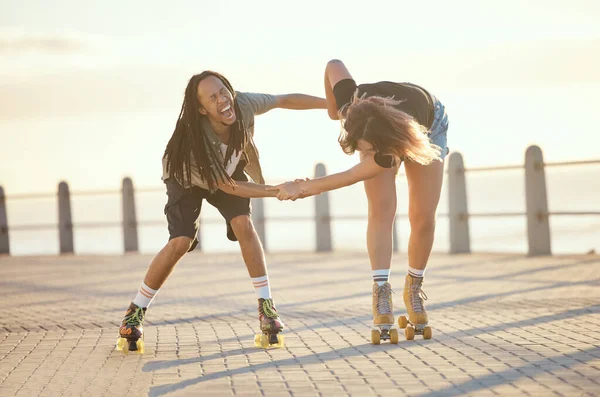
left=261, top=299, right=279, bottom=319
left=410, top=282, right=428, bottom=313
left=124, top=307, right=145, bottom=326
left=376, top=283, right=393, bottom=315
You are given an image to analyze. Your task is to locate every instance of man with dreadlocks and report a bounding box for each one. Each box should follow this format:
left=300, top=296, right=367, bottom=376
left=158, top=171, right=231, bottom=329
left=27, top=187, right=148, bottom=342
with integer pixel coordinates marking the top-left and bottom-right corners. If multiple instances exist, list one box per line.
left=115, top=71, right=326, bottom=353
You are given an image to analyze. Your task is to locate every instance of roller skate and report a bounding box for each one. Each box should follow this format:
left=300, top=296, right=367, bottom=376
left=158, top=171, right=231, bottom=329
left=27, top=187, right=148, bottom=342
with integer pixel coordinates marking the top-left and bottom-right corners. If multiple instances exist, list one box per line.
left=370, top=282, right=399, bottom=345
left=115, top=302, right=146, bottom=354
left=398, top=274, right=432, bottom=340
left=254, top=298, right=285, bottom=348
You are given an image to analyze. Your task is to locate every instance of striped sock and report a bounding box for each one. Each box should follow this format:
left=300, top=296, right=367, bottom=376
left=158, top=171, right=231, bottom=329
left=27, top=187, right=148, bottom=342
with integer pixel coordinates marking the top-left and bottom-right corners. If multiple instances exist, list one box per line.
left=132, top=282, right=159, bottom=308
left=408, top=266, right=425, bottom=278
left=373, top=269, right=390, bottom=286
left=252, top=275, right=272, bottom=300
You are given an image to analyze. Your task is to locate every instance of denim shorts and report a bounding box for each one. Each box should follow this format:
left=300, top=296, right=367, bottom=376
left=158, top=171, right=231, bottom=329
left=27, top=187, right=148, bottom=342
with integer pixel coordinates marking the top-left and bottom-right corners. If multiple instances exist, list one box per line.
left=428, top=97, right=449, bottom=160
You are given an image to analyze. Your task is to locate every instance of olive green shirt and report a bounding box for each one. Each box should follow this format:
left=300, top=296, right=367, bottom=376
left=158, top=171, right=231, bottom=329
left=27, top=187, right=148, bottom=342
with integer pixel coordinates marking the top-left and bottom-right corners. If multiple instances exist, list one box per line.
left=161, top=91, right=278, bottom=191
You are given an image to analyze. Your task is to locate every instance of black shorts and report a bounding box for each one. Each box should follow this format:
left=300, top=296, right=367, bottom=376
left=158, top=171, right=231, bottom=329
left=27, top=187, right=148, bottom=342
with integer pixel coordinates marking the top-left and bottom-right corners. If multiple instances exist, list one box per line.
left=163, top=161, right=251, bottom=252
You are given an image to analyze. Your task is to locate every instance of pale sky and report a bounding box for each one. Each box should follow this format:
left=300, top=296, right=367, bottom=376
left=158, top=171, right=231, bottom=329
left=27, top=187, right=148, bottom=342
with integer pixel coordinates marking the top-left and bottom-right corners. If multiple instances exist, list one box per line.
left=1, top=0, right=599, bottom=193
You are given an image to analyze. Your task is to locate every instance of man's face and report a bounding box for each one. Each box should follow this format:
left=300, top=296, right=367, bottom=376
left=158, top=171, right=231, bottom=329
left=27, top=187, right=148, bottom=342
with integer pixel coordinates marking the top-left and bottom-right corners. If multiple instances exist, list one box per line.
left=197, top=75, right=236, bottom=125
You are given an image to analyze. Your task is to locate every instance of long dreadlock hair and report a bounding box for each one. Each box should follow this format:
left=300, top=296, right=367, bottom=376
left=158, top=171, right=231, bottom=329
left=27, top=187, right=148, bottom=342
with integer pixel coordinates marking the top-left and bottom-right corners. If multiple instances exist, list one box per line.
left=163, top=71, right=247, bottom=191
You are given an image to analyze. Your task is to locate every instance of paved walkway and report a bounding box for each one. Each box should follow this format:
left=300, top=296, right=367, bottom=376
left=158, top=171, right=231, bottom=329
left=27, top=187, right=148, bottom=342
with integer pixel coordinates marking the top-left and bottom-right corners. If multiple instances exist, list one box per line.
left=0, top=252, right=599, bottom=397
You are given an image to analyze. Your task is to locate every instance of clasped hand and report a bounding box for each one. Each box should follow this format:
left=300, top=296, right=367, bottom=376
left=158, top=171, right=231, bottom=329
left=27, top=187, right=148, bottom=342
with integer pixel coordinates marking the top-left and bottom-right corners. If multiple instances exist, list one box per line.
left=266, top=178, right=310, bottom=201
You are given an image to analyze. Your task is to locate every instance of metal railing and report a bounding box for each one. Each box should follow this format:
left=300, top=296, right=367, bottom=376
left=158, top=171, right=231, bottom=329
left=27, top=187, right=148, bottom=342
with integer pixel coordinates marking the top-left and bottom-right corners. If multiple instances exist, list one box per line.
left=0, top=144, right=598, bottom=256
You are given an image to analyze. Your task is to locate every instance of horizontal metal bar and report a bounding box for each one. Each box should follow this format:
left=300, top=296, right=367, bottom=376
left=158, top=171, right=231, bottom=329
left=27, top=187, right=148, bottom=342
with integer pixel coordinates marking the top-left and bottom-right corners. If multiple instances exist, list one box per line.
left=8, top=224, right=57, bottom=231
left=71, top=190, right=120, bottom=197
left=138, top=219, right=227, bottom=226
left=137, top=220, right=166, bottom=226
left=463, top=165, right=524, bottom=173
left=7, top=210, right=599, bottom=232
left=467, top=212, right=526, bottom=218
left=5, top=193, right=56, bottom=200
left=74, top=222, right=121, bottom=229
left=462, top=159, right=600, bottom=173
left=544, top=159, right=600, bottom=167
left=3, top=190, right=123, bottom=200
left=462, top=211, right=600, bottom=218
left=136, top=187, right=165, bottom=193
left=549, top=211, right=600, bottom=216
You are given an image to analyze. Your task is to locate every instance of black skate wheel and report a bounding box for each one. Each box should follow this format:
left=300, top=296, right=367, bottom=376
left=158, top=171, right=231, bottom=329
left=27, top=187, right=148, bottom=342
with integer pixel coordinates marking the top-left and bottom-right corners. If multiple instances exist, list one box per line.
left=269, top=334, right=278, bottom=345
left=128, top=340, right=138, bottom=352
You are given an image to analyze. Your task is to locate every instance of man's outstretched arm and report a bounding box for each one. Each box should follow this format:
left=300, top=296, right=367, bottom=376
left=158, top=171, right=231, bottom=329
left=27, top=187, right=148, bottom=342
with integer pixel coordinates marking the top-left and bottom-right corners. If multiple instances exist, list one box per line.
left=275, top=94, right=327, bottom=110
left=218, top=181, right=279, bottom=199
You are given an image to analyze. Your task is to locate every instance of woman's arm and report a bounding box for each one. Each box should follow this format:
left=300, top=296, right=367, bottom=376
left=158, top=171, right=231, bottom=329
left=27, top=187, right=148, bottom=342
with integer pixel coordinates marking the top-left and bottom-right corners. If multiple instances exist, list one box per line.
left=324, top=59, right=354, bottom=120
left=273, top=156, right=387, bottom=200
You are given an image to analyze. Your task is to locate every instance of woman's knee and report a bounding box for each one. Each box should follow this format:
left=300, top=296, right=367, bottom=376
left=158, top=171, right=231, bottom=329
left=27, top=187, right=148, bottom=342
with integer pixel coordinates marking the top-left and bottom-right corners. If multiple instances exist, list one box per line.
left=368, top=196, right=397, bottom=223
left=409, top=210, right=436, bottom=235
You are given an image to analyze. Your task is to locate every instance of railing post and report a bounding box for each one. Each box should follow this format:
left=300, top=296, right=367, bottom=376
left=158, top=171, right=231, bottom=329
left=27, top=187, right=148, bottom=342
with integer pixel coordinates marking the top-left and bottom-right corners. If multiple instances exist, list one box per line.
left=392, top=216, right=399, bottom=253
left=448, top=152, right=471, bottom=254
left=58, top=181, right=74, bottom=254
left=525, top=145, right=551, bottom=256
left=122, top=177, right=139, bottom=253
left=315, top=163, right=332, bottom=252
left=251, top=198, right=267, bottom=251
left=0, top=186, right=9, bottom=255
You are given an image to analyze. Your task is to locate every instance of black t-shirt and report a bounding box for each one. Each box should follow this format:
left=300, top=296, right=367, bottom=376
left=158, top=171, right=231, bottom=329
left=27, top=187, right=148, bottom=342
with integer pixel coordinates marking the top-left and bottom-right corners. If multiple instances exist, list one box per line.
left=333, top=78, right=435, bottom=168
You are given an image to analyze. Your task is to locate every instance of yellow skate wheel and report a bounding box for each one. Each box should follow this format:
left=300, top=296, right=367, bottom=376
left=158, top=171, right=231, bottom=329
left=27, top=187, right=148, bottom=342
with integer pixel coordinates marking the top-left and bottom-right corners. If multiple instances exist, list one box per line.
left=389, top=329, right=399, bottom=344
left=136, top=340, right=145, bottom=354
left=259, top=334, right=270, bottom=349
left=398, top=316, right=408, bottom=329
left=405, top=326, right=415, bottom=341
left=371, top=329, right=381, bottom=345
left=275, top=334, right=285, bottom=348
left=116, top=337, right=126, bottom=351
left=423, top=326, right=432, bottom=340
left=254, top=334, right=261, bottom=347
left=122, top=340, right=130, bottom=353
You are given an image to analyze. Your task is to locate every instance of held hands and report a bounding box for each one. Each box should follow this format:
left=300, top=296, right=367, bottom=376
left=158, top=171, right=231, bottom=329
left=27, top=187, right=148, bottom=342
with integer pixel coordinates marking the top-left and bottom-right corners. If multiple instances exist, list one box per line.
left=266, top=178, right=310, bottom=201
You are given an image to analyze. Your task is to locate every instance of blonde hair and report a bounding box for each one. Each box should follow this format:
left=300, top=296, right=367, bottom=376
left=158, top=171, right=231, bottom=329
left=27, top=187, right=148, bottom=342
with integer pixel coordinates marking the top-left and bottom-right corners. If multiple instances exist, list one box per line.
left=338, top=92, right=441, bottom=166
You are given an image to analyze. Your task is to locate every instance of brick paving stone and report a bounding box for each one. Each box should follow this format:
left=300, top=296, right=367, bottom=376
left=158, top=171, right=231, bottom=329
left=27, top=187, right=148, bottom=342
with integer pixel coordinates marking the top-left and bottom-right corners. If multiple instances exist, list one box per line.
left=0, top=252, right=598, bottom=396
